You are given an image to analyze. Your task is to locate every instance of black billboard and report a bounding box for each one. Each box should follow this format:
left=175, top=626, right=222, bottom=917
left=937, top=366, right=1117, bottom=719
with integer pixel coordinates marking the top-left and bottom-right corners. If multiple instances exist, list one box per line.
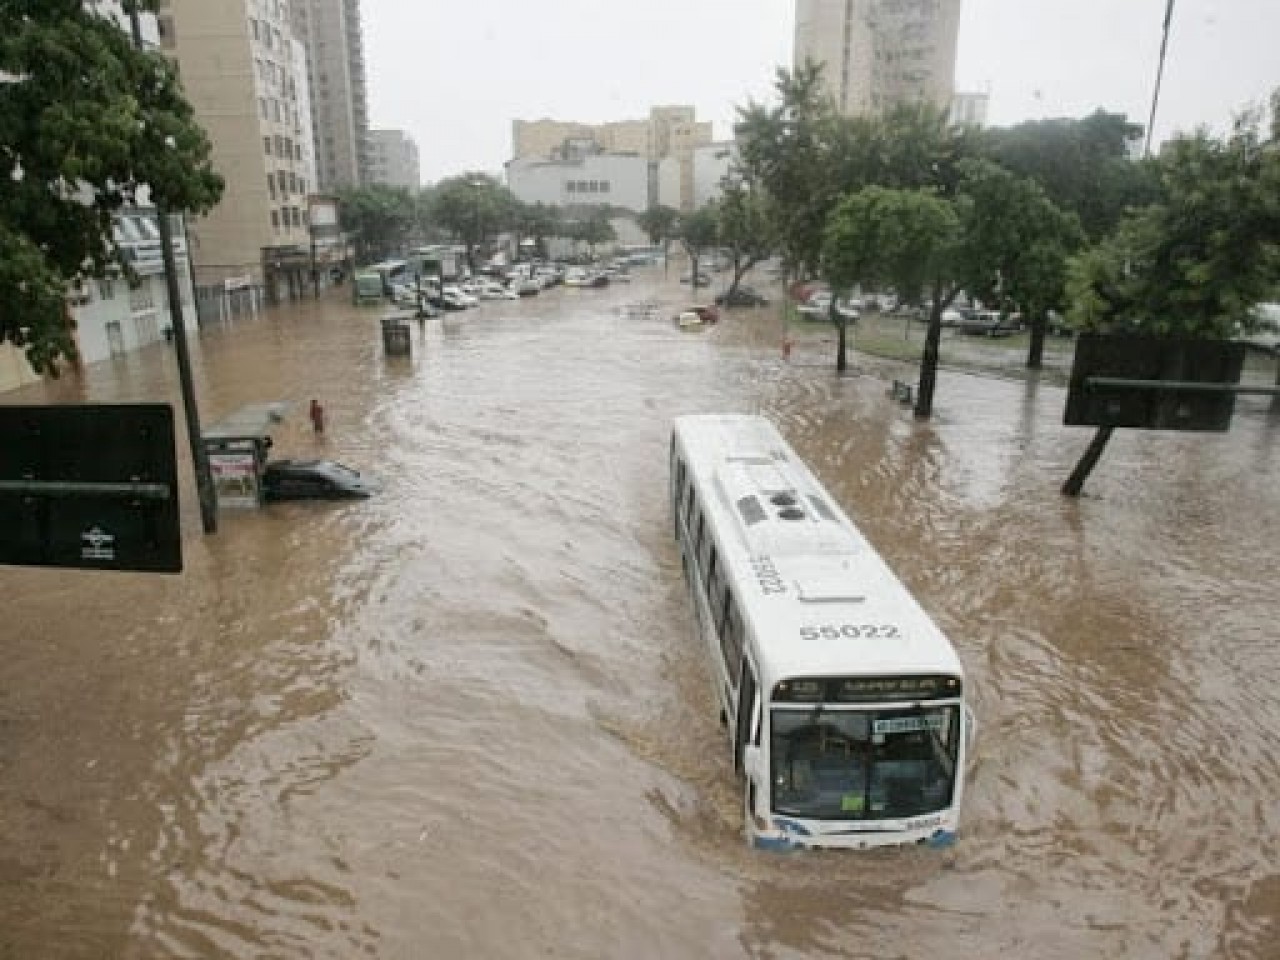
left=1064, top=335, right=1248, bottom=432
left=0, top=404, right=182, bottom=573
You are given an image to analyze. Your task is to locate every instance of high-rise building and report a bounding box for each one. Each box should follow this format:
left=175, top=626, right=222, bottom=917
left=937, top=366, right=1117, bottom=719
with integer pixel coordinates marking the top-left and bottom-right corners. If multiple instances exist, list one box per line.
left=162, top=0, right=319, bottom=301
left=368, top=130, right=421, bottom=189
left=794, top=0, right=962, bottom=116
left=292, top=0, right=370, bottom=190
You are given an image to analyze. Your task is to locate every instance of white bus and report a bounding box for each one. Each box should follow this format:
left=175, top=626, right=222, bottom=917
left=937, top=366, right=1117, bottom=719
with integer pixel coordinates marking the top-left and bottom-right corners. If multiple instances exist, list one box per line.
left=669, top=414, right=974, bottom=850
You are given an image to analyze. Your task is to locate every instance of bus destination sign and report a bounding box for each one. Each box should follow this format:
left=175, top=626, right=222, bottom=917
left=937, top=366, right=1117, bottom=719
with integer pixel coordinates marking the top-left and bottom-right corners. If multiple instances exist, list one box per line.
left=773, top=674, right=961, bottom=704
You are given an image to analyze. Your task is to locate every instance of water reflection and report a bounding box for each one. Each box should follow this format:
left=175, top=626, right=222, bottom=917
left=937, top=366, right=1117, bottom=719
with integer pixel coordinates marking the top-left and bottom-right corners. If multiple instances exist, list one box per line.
left=2, top=272, right=1278, bottom=958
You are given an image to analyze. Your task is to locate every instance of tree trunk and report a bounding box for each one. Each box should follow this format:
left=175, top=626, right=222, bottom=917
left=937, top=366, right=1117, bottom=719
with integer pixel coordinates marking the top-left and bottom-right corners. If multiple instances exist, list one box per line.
left=727, top=260, right=748, bottom=302
left=1271, top=351, right=1280, bottom=413
left=1062, top=426, right=1115, bottom=496
left=829, top=298, right=847, bottom=373
left=1027, top=307, right=1046, bottom=369
left=914, top=290, right=944, bottom=419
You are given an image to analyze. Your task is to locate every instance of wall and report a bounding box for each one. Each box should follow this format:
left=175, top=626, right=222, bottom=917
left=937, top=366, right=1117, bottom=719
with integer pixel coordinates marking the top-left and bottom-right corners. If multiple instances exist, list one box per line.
left=507, top=154, right=651, bottom=213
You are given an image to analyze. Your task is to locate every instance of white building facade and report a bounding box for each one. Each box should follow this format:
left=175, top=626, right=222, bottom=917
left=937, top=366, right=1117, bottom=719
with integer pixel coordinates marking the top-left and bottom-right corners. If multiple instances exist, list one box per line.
left=506, top=154, right=651, bottom=213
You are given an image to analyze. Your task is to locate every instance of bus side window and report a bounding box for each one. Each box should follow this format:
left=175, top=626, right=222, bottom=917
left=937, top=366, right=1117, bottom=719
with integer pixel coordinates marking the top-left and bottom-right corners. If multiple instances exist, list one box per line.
left=708, top=557, right=727, bottom=628
left=721, top=596, right=743, bottom=683
left=735, top=655, right=758, bottom=770
left=698, top=528, right=714, bottom=588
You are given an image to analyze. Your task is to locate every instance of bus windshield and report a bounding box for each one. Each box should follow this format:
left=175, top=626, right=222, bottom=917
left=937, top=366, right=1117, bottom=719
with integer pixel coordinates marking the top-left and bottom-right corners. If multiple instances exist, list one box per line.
left=770, top=704, right=959, bottom=821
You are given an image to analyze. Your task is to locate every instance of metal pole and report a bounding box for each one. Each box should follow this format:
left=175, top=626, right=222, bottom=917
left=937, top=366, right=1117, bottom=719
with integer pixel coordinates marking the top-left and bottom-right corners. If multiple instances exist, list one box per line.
left=128, top=7, right=217, bottom=533
left=1144, top=0, right=1177, bottom=158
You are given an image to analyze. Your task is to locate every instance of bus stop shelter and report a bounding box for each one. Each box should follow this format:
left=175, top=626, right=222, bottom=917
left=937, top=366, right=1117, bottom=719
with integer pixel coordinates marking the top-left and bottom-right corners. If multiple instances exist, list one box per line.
left=203, top=402, right=290, bottom=509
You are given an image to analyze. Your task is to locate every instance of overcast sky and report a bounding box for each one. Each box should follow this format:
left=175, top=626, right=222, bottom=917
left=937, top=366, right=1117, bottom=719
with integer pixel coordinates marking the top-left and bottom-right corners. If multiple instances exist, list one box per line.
left=363, top=0, right=1279, bottom=184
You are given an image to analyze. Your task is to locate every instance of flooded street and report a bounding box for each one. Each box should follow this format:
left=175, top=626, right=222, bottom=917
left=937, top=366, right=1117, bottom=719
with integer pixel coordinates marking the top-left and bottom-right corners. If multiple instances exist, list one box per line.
left=2, top=270, right=1279, bottom=959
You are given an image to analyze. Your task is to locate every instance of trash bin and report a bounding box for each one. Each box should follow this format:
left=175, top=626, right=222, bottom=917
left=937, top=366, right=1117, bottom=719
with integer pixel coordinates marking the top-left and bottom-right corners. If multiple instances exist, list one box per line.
left=380, top=313, right=412, bottom=357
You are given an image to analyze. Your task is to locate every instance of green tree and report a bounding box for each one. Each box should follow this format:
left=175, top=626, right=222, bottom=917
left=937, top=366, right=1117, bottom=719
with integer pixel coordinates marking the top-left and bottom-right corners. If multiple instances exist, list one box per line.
left=513, top=202, right=562, bottom=260
left=1066, top=116, right=1280, bottom=338
left=338, top=184, right=415, bottom=263
left=578, top=208, right=616, bottom=256
left=989, top=111, right=1159, bottom=242
left=0, top=0, right=223, bottom=374
left=427, top=173, right=516, bottom=271
left=952, top=159, right=1084, bottom=368
left=824, top=187, right=962, bottom=398
left=734, top=61, right=841, bottom=279
left=637, top=204, right=680, bottom=247
left=679, top=205, right=720, bottom=290
left=716, top=178, right=774, bottom=302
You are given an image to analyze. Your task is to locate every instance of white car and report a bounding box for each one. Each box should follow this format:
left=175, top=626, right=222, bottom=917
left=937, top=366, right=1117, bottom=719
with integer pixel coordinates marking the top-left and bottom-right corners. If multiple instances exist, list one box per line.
left=475, top=280, right=517, bottom=300
left=441, top=285, right=478, bottom=308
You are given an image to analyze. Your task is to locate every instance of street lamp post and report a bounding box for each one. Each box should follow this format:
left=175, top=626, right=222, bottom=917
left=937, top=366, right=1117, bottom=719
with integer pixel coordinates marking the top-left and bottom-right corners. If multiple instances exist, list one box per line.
left=127, top=8, right=217, bottom=534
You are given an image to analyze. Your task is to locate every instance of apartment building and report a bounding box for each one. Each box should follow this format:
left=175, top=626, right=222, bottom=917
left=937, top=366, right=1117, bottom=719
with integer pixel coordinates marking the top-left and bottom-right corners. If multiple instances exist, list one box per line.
left=291, top=0, right=370, bottom=190
left=794, top=0, right=962, bottom=115
left=161, top=0, right=318, bottom=302
left=511, top=106, right=714, bottom=211
left=368, top=129, right=421, bottom=189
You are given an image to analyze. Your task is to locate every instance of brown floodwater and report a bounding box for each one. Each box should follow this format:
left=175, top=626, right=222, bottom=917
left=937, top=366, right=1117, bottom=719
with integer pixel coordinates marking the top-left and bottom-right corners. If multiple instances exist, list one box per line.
left=2, top=271, right=1278, bottom=959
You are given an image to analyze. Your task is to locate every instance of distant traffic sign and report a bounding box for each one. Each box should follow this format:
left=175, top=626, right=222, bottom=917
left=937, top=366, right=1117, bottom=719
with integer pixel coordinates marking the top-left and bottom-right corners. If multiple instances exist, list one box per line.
left=0, top=404, right=182, bottom=573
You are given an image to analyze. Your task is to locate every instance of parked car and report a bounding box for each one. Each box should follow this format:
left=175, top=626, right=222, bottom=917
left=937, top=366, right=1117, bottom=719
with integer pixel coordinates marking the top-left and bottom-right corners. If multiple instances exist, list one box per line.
left=715, top=286, right=769, bottom=307
left=441, top=285, right=478, bottom=308
left=262, top=460, right=379, bottom=501
left=514, top=277, right=541, bottom=297
left=475, top=280, right=518, bottom=300
left=1243, top=303, right=1280, bottom=353
left=439, top=288, right=471, bottom=310
left=958, top=309, right=1022, bottom=337
left=797, top=290, right=859, bottom=320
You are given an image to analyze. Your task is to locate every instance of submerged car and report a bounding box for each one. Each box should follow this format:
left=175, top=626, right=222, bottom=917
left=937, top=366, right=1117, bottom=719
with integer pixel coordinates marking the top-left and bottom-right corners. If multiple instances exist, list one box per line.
left=262, top=459, right=379, bottom=501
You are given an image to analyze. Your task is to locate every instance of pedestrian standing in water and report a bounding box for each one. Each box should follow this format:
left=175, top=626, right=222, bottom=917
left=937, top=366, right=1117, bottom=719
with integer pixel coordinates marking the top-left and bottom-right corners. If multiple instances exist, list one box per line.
left=309, top=398, right=325, bottom=434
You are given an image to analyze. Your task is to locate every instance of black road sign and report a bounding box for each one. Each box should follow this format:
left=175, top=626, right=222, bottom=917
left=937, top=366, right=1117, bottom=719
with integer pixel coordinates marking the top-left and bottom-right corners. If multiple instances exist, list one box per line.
left=1064, top=335, right=1248, bottom=432
left=0, top=404, right=182, bottom=573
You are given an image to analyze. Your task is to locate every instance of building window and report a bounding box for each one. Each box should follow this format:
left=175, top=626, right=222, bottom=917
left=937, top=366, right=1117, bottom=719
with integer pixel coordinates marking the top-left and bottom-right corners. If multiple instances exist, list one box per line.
left=600, top=181, right=610, bottom=193
left=267, top=175, right=276, bottom=199
left=263, top=136, right=271, bottom=155
left=270, top=210, right=279, bottom=229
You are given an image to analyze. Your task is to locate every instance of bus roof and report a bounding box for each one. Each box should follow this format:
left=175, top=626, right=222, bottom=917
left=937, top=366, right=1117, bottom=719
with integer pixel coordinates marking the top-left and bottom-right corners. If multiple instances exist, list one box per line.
left=673, top=414, right=964, bottom=691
